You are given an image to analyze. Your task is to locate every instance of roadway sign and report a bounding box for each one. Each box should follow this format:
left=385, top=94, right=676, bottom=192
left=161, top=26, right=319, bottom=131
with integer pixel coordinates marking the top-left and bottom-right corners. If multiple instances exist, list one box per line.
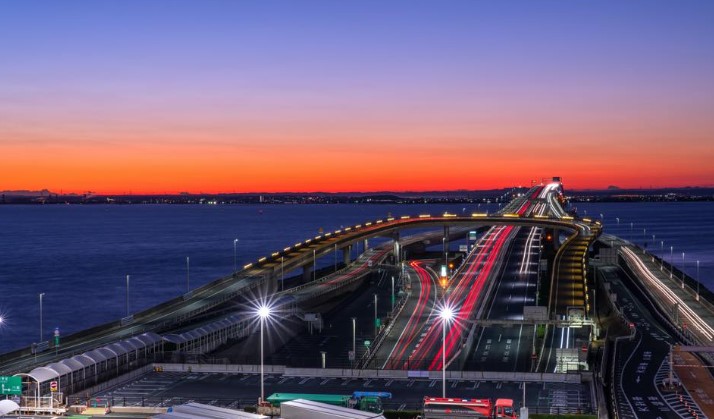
left=468, top=231, right=477, bottom=240
left=0, top=376, right=22, bottom=395
left=459, top=245, right=468, bottom=252
left=50, top=381, right=58, bottom=392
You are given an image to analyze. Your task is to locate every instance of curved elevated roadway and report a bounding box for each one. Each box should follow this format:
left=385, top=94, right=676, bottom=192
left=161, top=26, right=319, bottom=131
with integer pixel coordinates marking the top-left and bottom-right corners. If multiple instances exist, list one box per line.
left=0, top=187, right=600, bottom=377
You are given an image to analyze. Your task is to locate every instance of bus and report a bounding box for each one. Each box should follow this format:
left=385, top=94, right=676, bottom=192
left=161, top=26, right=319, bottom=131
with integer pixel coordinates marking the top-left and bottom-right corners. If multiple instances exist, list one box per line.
left=423, top=397, right=517, bottom=418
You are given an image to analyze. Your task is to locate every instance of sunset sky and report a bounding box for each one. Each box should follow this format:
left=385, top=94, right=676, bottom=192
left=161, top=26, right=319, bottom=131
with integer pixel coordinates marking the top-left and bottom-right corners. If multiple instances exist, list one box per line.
left=1, top=1, right=712, bottom=193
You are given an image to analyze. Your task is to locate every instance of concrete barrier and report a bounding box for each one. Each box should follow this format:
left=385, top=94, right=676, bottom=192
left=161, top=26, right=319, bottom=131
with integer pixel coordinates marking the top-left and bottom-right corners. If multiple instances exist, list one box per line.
left=151, top=363, right=585, bottom=384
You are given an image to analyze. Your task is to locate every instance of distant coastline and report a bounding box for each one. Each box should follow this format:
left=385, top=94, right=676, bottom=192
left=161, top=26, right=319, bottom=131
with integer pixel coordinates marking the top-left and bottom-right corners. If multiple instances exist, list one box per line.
left=1, top=187, right=713, bottom=205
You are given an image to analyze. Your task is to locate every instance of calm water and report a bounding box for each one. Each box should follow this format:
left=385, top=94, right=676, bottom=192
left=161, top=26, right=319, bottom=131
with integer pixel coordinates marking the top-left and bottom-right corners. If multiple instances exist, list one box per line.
left=0, top=202, right=712, bottom=354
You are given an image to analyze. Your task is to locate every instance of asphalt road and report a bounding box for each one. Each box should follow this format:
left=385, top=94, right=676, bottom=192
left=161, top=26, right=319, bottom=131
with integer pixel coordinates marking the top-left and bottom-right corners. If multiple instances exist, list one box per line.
left=606, top=266, right=705, bottom=418
left=465, top=227, right=539, bottom=372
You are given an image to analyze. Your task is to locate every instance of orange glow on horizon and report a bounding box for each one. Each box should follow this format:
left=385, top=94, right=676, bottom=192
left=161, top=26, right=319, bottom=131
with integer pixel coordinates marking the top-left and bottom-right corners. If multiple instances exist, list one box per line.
left=3, top=127, right=712, bottom=194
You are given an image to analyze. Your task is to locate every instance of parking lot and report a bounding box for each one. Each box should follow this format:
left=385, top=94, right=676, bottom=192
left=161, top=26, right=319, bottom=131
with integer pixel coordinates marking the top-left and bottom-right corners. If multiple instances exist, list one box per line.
left=91, top=371, right=593, bottom=414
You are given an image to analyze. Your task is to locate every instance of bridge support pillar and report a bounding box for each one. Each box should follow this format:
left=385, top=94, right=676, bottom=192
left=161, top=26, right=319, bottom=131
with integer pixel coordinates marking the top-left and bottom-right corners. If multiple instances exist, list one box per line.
left=343, top=246, right=352, bottom=265
left=265, top=271, right=279, bottom=294
left=391, top=231, right=400, bottom=263
left=303, top=264, right=314, bottom=282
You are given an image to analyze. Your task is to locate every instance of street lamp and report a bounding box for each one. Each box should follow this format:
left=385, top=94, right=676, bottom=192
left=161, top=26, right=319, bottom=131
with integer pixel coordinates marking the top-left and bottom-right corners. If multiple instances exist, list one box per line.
left=670, top=246, right=674, bottom=279
left=257, top=305, right=272, bottom=403
left=313, top=249, right=316, bottom=281
left=681, top=252, right=686, bottom=288
left=374, top=294, right=378, bottom=337
left=126, top=275, right=130, bottom=316
left=696, top=260, right=700, bottom=301
left=233, top=238, right=239, bottom=272
left=630, top=222, right=633, bottom=243
left=439, top=306, right=455, bottom=398
left=351, top=317, right=356, bottom=361
left=186, top=256, right=190, bottom=292
left=39, top=292, right=45, bottom=342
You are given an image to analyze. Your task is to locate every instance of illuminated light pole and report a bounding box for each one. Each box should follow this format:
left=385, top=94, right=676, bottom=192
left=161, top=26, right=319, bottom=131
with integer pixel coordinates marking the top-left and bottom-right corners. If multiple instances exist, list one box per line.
left=630, top=222, right=633, bottom=243
left=439, top=306, right=455, bottom=398
left=696, top=260, right=700, bottom=302
left=334, top=243, right=337, bottom=271
left=281, top=256, right=284, bottom=292
left=351, top=317, right=356, bottom=361
left=233, top=238, right=239, bottom=273
left=660, top=241, right=664, bottom=270
left=39, top=292, right=45, bottom=342
left=681, top=252, right=686, bottom=288
left=186, top=256, right=190, bottom=292
left=313, top=249, right=316, bottom=281
left=670, top=246, right=674, bottom=279
left=374, top=294, right=378, bottom=337
left=257, top=305, right=272, bottom=403
left=126, top=275, right=130, bottom=316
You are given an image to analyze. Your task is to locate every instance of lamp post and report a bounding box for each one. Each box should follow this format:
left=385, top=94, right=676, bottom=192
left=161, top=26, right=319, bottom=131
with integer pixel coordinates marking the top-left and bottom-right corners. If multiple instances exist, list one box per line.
left=313, top=249, right=316, bottom=281
left=186, top=256, right=190, bottom=292
left=281, top=256, right=284, bottom=292
left=351, top=317, right=356, bottom=359
left=439, top=307, right=454, bottom=398
left=39, top=292, right=45, bottom=342
left=257, top=305, right=271, bottom=403
left=630, top=222, right=633, bottom=242
left=660, top=241, right=664, bottom=270
left=233, top=238, right=239, bottom=273
left=334, top=243, right=337, bottom=271
left=374, top=294, right=378, bottom=337
left=696, top=260, right=700, bottom=301
left=126, top=275, right=130, bottom=316
left=682, top=252, right=686, bottom=288
left=670, top=246, right=674, bottom=279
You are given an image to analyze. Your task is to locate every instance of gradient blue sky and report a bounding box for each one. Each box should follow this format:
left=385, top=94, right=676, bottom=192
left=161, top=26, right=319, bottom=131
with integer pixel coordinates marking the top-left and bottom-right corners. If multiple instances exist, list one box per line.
left=1, top=1, right=713, bottom=192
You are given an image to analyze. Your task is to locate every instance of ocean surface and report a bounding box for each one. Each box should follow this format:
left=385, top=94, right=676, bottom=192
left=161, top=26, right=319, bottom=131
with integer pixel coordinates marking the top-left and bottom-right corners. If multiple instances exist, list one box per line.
left=1, top=202, right=712, bottom=354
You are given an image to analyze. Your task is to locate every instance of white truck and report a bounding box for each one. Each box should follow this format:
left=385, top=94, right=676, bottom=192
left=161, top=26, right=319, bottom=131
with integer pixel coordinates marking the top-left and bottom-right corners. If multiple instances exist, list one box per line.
left=280, top=399, right=386, bottom=419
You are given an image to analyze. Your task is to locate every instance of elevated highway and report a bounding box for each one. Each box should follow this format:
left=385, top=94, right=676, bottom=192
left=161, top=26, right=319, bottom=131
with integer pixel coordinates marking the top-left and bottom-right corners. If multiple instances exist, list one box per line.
left=0, top=181, right=602, bottom=415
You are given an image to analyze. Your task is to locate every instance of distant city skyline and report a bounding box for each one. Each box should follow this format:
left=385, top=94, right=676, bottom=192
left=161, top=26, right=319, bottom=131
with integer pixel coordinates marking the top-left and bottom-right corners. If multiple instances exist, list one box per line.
left=1, top=1, right=713, bottom=194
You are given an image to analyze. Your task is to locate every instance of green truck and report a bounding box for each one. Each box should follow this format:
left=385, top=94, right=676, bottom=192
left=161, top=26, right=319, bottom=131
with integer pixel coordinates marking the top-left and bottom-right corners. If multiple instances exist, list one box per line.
left=262, top=391, right=390, bottom=414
